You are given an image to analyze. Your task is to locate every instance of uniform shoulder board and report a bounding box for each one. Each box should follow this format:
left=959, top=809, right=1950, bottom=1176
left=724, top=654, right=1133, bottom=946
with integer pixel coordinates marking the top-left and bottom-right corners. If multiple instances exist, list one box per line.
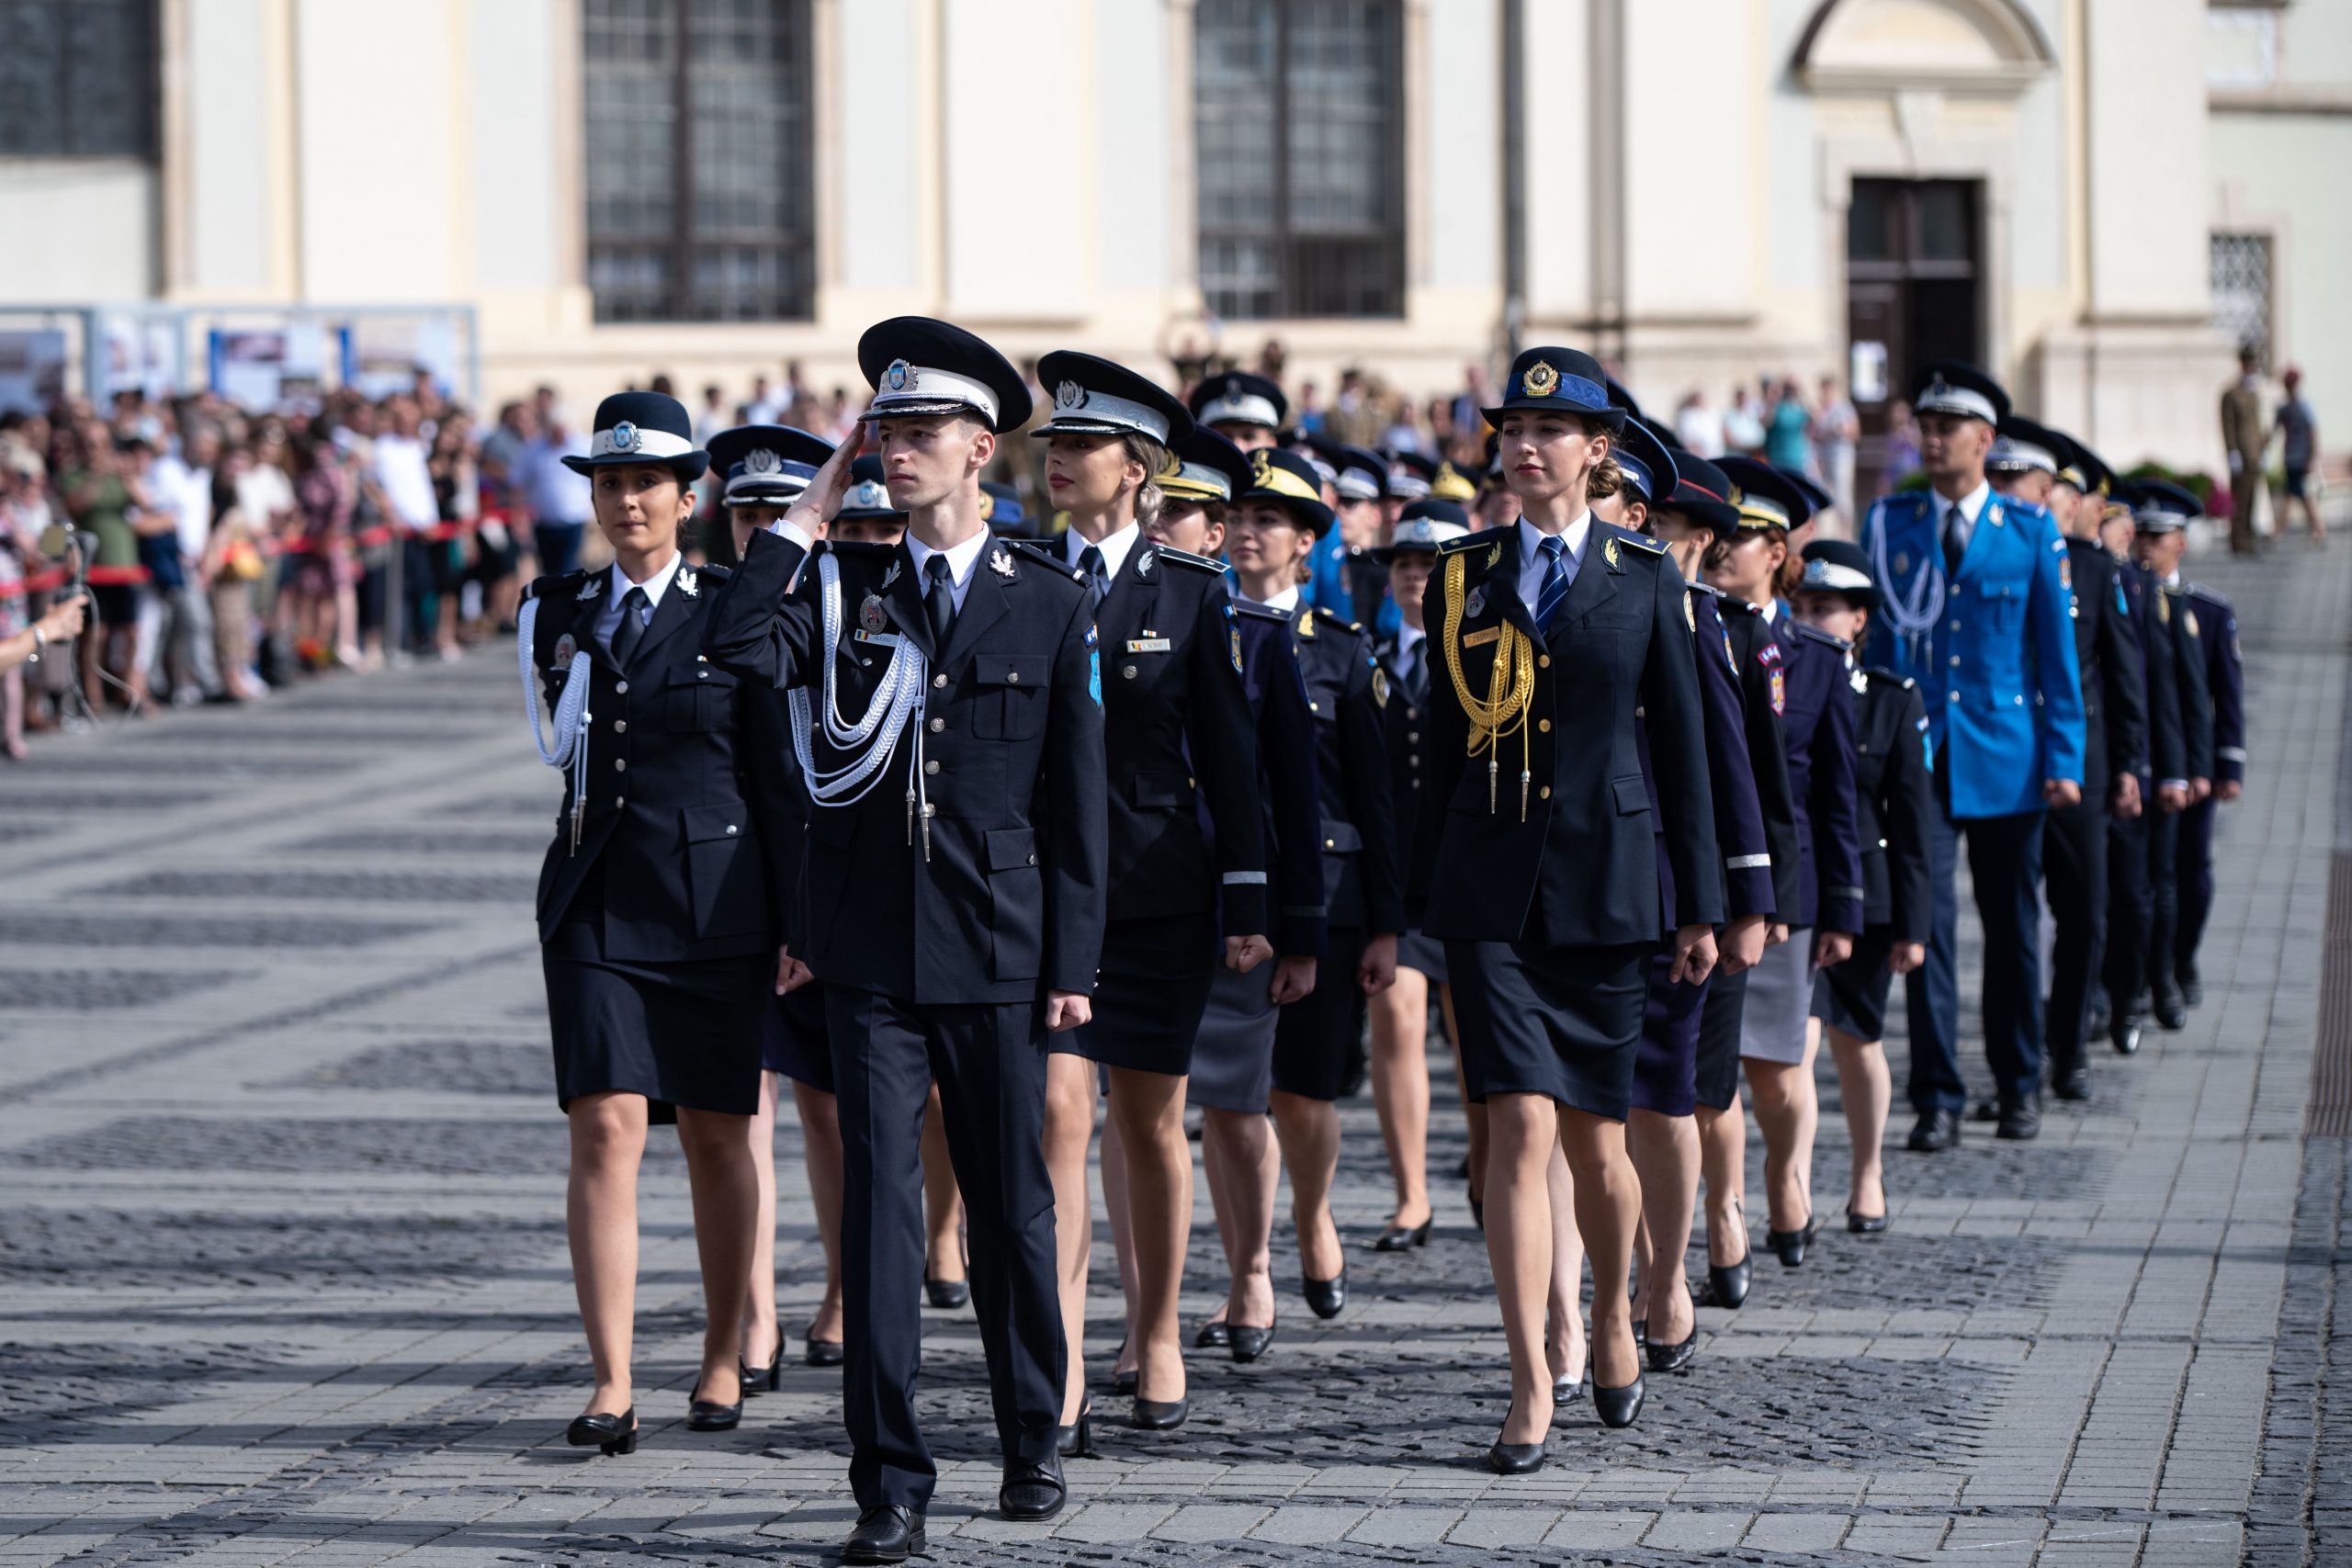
left=1231, top=599, right=1292, bottom=624
left=1862, top=665, right=1916, bottom=690
left=1792, top=622, right=1852, bottom=652
left=1312, top=605, right=1365, bottom=645
left=1435, top=531, right=1486, bottom=553
left=522, top=568, right=591, bottom=604
left=1005, top=538, right=1087, bottom=587
left=2184, top=582, right=2233, bottom=610
left=697, top=562, right=732, bottom=582
left=1610, top=525, right=1668, bottom=557
left=824, top=538, right=898, bottom=557
left=1150, top=544, right=1227, bottom=575
left=1724, top=595, right=1764, bottom=617
left=1685, top=579, right=1724, bottom=599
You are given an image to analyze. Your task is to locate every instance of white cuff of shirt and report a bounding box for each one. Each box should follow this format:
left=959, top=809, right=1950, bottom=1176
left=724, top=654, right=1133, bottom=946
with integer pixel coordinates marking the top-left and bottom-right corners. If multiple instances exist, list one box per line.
left=765, top=519, right=816, bottom=553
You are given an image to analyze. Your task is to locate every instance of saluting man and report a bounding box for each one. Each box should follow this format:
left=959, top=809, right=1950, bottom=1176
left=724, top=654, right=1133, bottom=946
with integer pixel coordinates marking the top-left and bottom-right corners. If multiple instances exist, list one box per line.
left=1860, top=361, right=2085, bottom=1147
left=703, top=318, right=1106, bottom=1566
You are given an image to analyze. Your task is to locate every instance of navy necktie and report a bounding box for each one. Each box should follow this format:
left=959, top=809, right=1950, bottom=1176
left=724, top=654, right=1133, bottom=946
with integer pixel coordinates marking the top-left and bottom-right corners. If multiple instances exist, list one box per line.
left=610, top=586, right=649, bottom=670
left=1079, top=544, right=1110, bottom=609
left=924, top=555, right=956, bottom=648
left=1533, top=534, right=1572, bottom=627
left=1941, top=502, right=1969, bottom=574
left=1402, top=638, right=1428, bottom=705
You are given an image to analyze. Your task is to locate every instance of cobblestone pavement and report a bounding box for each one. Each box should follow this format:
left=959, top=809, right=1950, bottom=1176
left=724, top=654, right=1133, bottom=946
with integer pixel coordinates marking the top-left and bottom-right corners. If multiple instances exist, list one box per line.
left=1, top=536, right=2345, bottom=1567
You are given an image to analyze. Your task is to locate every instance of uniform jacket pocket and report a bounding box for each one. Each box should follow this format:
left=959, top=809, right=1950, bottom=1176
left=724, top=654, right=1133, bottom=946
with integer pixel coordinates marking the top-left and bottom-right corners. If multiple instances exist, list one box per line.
left=664, top=663, right=738, bottom=731
left=1132, top=770, right=1194, bottom=809
left=1612, top=774, right=1651, bottom=815
left=971, top=652, right=1049, bottom=740
left=681, top=801, right=764, bottom=940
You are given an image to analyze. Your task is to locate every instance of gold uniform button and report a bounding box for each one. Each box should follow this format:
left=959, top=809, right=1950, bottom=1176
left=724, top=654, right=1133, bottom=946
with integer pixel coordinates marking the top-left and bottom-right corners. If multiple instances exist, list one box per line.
left=933, top=672, right=949, bottom=688
left=1538, top=718, right=1552, bottom=733
left=1307, top=701, right=1319, bottom=713
left=1540, top=785, right=1552, bottom=800
left=923, top=760, right=940, bottom=775
left=929, top=716, right=945, bottom=733
left=1325, top=838, right=1337, bottom=849
left=1538, top=654, right=1552, bottom=669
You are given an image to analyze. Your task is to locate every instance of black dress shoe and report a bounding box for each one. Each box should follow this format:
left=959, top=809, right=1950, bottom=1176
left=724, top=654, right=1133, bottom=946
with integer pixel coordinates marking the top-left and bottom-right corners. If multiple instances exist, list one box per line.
left=2086, top=1000, right=2111, bottom=1040
left=1303, top=1266, right=1347, bottom=1319
left=2154, top=991, right=2188, bottom=1031
left=2052, top=1063, right=2090, bottom=1100
left=686, top=1393, right=742, bottom=1432
left=999, top=1460, right=1067, bottom=1521
left=842, top=1505, right=924, bottom=1565
left=1593, top=1375, right=1646, bottom=1428
left=924, top=1275, right=970, bottom=1310
left=1132, top=1394, right=1189, bottom=1430
left=1193, top=1320, right=1230, bottom=1350
left=1371, top=1217, right=1433, bottom=1251
left=1695, top=1247, right=1750, bottom=1309
left=1055, top=1398, right=1092, bottom=1459
left=1968, top=1097, right=2001, bottom=1124
left=804, top=1334, right=844, bottom=1369
left=1486, top=1404, right=1546, bottom=1474
left=564, top=1407, right=637, bottom=1456
left=739, top=1334, right=784, bottom=1396
left=1766, top=1214, right=1820, bottom=1268
left=1645, top=1329, right=1697, bottom=1374
left=1907, top=1109, right=1962, bottom=1152
left=1846, top=1206, right=1888, bottom=1235
left=1228, top=1321, right=1276, bottom=1362
left=2178, top=963, right=2202, bottom=1007
left=1996, top=1100, right=2042, bottom=1141
left=2112, top=1019, right=2143, bottom=1056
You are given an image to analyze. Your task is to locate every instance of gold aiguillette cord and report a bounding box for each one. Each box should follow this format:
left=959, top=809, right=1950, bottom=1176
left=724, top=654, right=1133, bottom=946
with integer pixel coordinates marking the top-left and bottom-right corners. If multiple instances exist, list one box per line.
left=1439, top=554, right=1538, bottom=821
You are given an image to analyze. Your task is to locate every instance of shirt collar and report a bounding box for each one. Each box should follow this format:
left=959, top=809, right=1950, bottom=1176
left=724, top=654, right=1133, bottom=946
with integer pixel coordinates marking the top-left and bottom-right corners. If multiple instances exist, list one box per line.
left=1396, top=620, right=1427, bottom=661
left=904, top=526, right=989, bottom=589
left=1244, top=585, right=1301, bottom=614
left=1942, top=479, right=1993, bottom=525
left=1519, top=510, right=1592, bottom=563
left=610, top=550, right=683, bottom=608
left=1065, top=521, right=1141, bottom=582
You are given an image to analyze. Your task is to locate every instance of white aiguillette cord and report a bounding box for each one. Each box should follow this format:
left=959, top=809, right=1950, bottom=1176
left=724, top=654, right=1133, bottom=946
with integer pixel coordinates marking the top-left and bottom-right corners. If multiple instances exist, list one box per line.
left=787, top=549, right=936, bottom=858
left=516, top=594, right=594, bottom=853
left=1871, top=510, right=1944, bottom=668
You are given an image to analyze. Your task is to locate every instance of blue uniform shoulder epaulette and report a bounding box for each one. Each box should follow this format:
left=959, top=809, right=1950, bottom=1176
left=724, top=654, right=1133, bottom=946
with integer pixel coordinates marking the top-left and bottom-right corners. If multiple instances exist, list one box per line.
left=523, top=568, right=591, bottom=604
left=2183, top=582, right=2233, bottom=610
left=1862, top=665, right=1916, bottom=690
left=1005, top=538, right=1089, bottom=589
left=695, top=562, right=732, bottom=582
left=1149, top=544, right=1227, bottom=575
left=1436, top=532, right=1487, bottom=554
left=1232, top=600, right=1292, bottom=624
left=1312, top=605, right=1360, bottom=631
left=1792, top=621, right=1853, bottom=652
left=1607, top=524, right=1668, bottom=557
left=1685, top=579, right=1724, bottom=599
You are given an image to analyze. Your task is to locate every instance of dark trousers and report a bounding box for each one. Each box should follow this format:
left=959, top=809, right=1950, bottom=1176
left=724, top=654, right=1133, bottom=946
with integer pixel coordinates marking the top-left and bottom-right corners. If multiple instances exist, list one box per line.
left=825, top=986, right=1063, bottom=1512
left=1905, top=789, right=2047, bottom=1115
left=2041, top=794, right=2109, bottom=1073
left=2102, top=804, right=2154, bottom=1025
left=2146, top=810, right=2184, bottom=1005
left=2176, top=797, right=2219, bottom=980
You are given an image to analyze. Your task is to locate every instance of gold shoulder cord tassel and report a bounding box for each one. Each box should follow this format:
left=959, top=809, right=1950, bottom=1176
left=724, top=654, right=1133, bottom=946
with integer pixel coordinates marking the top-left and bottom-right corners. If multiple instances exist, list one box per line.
left=1440, top=554, right=1539, bottom=820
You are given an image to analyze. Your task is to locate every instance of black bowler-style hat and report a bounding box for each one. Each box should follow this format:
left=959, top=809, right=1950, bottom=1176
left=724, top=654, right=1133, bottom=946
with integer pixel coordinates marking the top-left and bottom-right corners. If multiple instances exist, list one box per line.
left=837, top=455, right=903, bottom=522
left=1236, top=446, right=1336, bottom=537
left=706, top=423, right=834, bottom=507
left=1781, top=467, right=1835, bottom=517
left=1031, top=352, right=1193, bottom=446
left=1657, top=451, right=1741, bottom=536
left=1188, top=370, right=1288, bottom=432
left=2055, top=434, right=2117, bottom=499
left=1611, top=418, right=1679, bottom=509
left=1910, top=359, right=2011, bottom=426
left=1159, top=425, right=1254, bottom=505
left=1374, top=500, right=1471, bottom=561
left=1717, top=456, right=1816, bottom=532
left=1989, top=414, right=2079, bottom=480
left=1799, top=538, right=1880, bottom=610
left=563, top=391, right=709, bottom=480
left=1306, top=434, right=1386, bottom=503
left=2126, top=478, right=2202, bottom=533
left=1484, top=345, right=1624, bottom=433
left=856, top=316, right=1033, bottom=435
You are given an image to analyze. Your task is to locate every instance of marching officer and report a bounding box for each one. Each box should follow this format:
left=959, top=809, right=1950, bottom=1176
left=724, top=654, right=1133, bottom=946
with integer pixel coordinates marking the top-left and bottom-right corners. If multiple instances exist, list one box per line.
left=2173, top=574, right=2245, bottom=1005
left=1419, top=346, right=1722, bottom=1459
left=1188, top=369, right=1286, bottom=454
left=2124, top=480, right=2215, bottom=1032
left=523, top=391, right=800, bottom=1457
left=1859, top=361, right=2085, bottom=1147
left=2103, top=494, right=2189, bottom=1056
left=703, top=318, right=1108, bottom=1563
left=1987, top=421, right=2144, bottom=1102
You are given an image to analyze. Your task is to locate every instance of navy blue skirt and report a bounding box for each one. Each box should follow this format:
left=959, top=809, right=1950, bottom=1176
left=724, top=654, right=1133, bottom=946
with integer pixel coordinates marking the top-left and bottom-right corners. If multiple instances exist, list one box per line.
left=1631, top=951, right=1709, bottom=1118
left=1057, top=911, right=1220, bottom=1077
left=1694, top=965, right=1747, bottom=1112
left=1447, top=939, right=1651, bottom=1121
left=544, top=923, right=767, bottom=1124
left=1272, top=926, right=1367, bottom=1101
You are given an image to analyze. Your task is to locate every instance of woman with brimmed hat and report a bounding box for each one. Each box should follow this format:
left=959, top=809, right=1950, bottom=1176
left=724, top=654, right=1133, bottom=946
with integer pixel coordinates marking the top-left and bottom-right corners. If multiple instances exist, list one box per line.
left=1030, top=352, right=1272, bottom=1442
left=1795, top=538, right=1933, bottom=1235
left=523, top=391, right=800, bottom=1456
left=1419, top=347, right=1721, bottom=1458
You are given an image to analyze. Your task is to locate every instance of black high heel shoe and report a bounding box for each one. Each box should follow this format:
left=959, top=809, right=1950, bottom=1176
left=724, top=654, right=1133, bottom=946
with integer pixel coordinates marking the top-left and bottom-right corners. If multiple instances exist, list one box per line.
left=1105, top=1340, right=1139, bottom=1396
left=923, top=1274, right=970, bottom=1310
left=1645, top=1328, right=1697, bottom=1374
left=1487, top=1404, right=1547, bottom=1474
left=803, top=1321, right=844, bottom=1368
left=1228, top=1320, right=1277, bottom=1362
left=1055, top=1397, right=1093, bottom=1459
left=1303, top=1265, right=1347, bottom=1319
left=565, top=1407, right=637, bottom=1456
left=1370, top=1217, right=1433, bottom=1251
left=1846, top=1205, right=1889, bottom=1235
left=1767, top=1213, right=1821, bottom=1267
left=1132, top=1393, right=1189, bottom=1430
left=1192, top=1321, right=1230, bottom=1351
left=1592, top=1375, right=1646, bottom=1428
left=1697, top=1235, right=1752, bottom=1308
left=739, top=1332, right=785, bottom=1396
left=687, top=1387, right=743, bottom=1432
left=1551, top=1375, right=1585, bottom=1412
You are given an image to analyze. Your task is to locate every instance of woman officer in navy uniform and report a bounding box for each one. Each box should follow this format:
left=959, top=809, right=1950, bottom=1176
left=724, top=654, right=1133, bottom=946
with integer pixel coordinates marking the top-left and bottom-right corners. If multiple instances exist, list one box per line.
left=1418, top=348, right=1720, bottom=1461
left=1708, top=458, right=1861, bottom=1269
left=523, top=391, right=799, bottom=1454
left=1031, top=353, right=1272, bottom=1441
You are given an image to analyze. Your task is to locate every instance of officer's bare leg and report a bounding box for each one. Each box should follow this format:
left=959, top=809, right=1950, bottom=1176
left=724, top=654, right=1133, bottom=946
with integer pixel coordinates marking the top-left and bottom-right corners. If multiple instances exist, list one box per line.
left=922, top=1087, right=967, bottom=1289
left=1202, top=1108, right=1277, bottom=1330
left=1557, top=1106, right=1641, bottom=1393
left=1826, top=1027, right=1890, bottom=1220
left=1544, top=1134, right=1586, bottom=1386
left=741, top=1070, right=783, bottom=1369
left=1107, top=1067, right=1193, bottom=1404
left=1042, top=1054, right=1099, bottom=1424
left=1269, top=1089, right=1343, bottom=1285
left=1744, top=1027, right=1822, bottom=1235
left=567, top=1090, right=649, bottom=1416
left=675, top=1106, right=761, bottom=1406
left=1626, top=1109, right=1698, bottom=1347
left=1483, top=1092, right=1560, bottom=1444
left=791, top=1080, right=847, bottom=1347
left=1098, top=1111, right=1142, bottom=1381
left=1369, top=968, right=1434, bottom=1234
left=1697, top=1096, right=1749, bottom=1267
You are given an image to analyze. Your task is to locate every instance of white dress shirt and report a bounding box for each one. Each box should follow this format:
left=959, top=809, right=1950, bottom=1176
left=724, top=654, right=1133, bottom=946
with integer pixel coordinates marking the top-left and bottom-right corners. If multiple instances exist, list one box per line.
left=1238, top=584, right=1302, bottom=615
left=1064, top=521, right=1142, bottom=583
left=1937, top=479, right=1994, bottom=562
left=597, top=551, right=683, bottom=654
left=1515, top=511, right=1593, bottom=612
left=904, top=526, right=990, bottom=614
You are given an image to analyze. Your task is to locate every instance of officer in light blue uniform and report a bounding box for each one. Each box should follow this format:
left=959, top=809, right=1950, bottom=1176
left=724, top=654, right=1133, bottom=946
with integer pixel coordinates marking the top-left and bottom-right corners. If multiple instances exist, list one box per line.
left=1859, top=361, right=2085, bottom=1147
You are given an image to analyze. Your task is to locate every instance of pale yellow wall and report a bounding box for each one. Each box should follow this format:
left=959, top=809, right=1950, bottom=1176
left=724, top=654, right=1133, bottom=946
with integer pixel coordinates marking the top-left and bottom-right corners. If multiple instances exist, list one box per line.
left=942, top=0, right=1087, bottom=320
left=2083, top=0, right=2207, bottom=319
left=182, top=0, right=273, bottom=298
left=0, top=164, right=157, bottom=301
left=291, top=0, right=458, bottom=301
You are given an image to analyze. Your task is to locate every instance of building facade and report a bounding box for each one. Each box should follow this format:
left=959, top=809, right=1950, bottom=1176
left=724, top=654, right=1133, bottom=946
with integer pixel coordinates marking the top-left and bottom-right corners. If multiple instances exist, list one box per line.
left=1, top=0, right=2344, bottom=482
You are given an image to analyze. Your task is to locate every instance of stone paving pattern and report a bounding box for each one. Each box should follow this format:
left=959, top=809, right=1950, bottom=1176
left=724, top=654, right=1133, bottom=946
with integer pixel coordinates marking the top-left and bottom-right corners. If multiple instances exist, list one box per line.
left=0, top=537, right=2344, bottom=1566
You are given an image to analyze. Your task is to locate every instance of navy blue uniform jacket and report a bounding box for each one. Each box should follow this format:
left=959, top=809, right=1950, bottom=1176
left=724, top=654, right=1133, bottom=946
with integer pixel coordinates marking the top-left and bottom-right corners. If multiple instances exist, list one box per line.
left=2180, top=583, right=2245, bottom=785
left=2065, top=538, right=2146, bottom=797
left=702, top=529, right=1109, bottom=1006
left=1850, top=666, right=1935, bottom=943
left=1225, top=603, right=1327, bottom=958
left=1293, top=605, right=1405, bottom=934
left=1722, top=597, right=1802, bottom=924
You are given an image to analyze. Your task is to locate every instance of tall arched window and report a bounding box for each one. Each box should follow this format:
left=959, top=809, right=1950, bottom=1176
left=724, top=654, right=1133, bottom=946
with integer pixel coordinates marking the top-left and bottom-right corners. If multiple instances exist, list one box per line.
left=0, top=0, right=158, bottom=157
left=584, top=0, right=814, bottom=323
left=1194, top=0, right=1404, bottom=321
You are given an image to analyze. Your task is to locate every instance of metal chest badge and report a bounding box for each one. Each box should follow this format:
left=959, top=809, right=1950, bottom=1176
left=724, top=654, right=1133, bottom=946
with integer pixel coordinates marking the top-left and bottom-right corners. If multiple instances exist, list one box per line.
left=552, top=634, right=577, bottom=668
left=859, top=593, right=889, bottom=633
left=1230, top=626, right=1244, bottom=675
left=1369, top=662, right=1389, bottom=709
left=1464, top=584, right=1488, bottom=621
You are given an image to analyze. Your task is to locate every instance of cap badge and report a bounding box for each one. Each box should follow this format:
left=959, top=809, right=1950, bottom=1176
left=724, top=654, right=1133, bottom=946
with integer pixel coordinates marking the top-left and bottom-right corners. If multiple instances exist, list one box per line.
left=1054, top=379, right=1089, bottom=411
left=885, top=358, right=914, bottom=392
left=1927, top=374, right=1951, bottom=402
left=989, top=547, right=1016, bottom=579
left=1251, top=449, right=1276, bottom=486
left=1225, top=376, right=1241, bottom=398
left=848, top=480, right=888, bottom=511
left=1522, top=359, right=1560, bottom=399
left=610, top=420, right=639, bottom=453
left=859, top=593, right=889, bottom=633
left=745, top=447, right=781, bottom=476
left=677, top=568, right=698, bottom=598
